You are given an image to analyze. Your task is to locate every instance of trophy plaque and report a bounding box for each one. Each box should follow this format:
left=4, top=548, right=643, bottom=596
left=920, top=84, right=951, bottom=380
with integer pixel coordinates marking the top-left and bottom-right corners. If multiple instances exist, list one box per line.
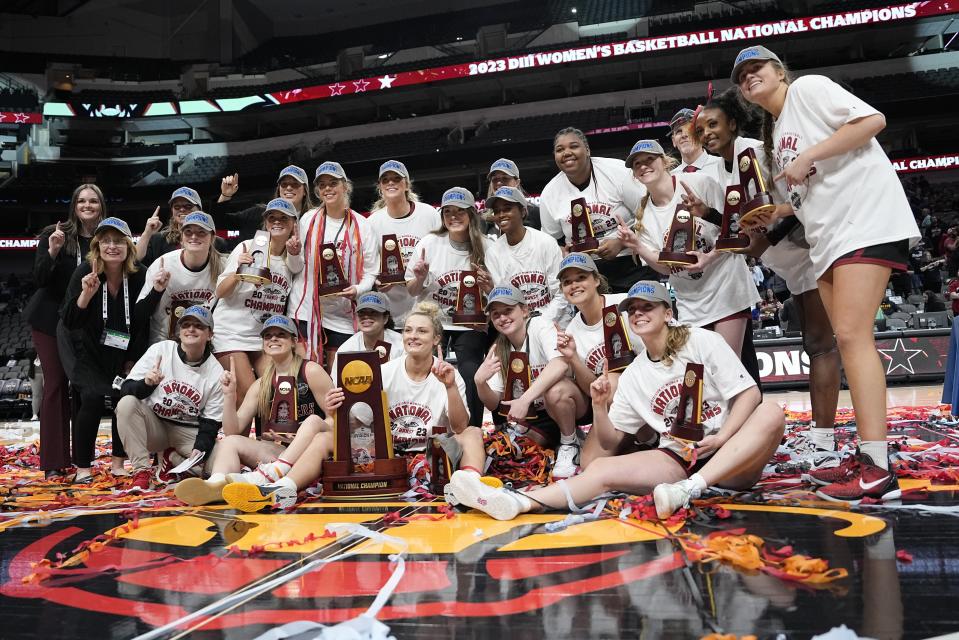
left=260, top=375, right=297, bottom=439
left=430, top=426, right=454, bottom=495
left=378, top=234, right=406, bottom=284
left=236, top=231, right=272, bottom=286
left=668, top=363, right=705, bottom=443
left=168, top=300, right=195, bottom=338
left=569, top=197, right=599, bottom=253
left=374, top=340, right=392, bottom=364
left=321, top=351, right=407, bottom=498
left=737, top=148, right=777, bottom=227
left=317, top=242, right=348, bottom=296
left=659, top=204, right=698, bottom=267
left=715, top=185, right=751, bottom=253
left=603, top=306, right=635, bottom=372
left=497, top=352, right=538, bottom=421
left=452, top=271, right=486, bottom=326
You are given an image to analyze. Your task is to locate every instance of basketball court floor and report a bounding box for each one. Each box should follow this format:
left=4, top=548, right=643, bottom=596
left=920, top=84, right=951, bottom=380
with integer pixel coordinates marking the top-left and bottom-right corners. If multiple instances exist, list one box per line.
left=1, top=384, right=956, bottom=640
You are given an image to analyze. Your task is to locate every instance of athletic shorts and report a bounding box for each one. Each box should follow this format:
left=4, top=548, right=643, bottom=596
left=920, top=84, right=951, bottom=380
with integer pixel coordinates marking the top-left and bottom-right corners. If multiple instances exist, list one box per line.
left=832, top=239, right=909, bottom=272
left=659, top=447, right=709, bottom=477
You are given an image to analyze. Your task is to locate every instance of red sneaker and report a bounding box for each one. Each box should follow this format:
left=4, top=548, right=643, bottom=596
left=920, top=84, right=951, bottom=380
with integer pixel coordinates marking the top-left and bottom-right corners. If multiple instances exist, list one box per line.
left=805, top=453, right=858, bottom=486
left=155, top=448, right=199, bottom=485
left=816, top=454, right=901, bottom=504
left=129, top=469, right=153, bottom=492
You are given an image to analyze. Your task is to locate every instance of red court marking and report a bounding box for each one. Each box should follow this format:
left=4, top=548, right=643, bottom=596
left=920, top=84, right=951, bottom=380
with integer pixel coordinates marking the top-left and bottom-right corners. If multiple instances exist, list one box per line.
left=273, top=560, right=451, bottom=598
left=486, top=551, right=628, bottom=580
left=117, top=556, right=286, bottom=594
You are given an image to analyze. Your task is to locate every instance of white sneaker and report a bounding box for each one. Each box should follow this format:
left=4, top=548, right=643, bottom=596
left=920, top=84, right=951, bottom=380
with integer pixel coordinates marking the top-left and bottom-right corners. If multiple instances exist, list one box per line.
left=227, top=461, right=283, bottom=486
left=552, top=442, right=580, bottom=480
left=445, top=470, right=522, bottom=521
left=653, top=479, right=698, bottom=519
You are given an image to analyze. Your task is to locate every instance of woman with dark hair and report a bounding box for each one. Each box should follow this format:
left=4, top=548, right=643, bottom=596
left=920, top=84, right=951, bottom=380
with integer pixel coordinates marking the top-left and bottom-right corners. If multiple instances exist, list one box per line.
left=485, top=158, right=541, bottom=230
left=734, top=45, right=919, bottom=501
left=538, top=127, right=655, bottom=292
left=288, top=162, right=377, bottom=368
left=61, top=218, right=152, bottom=482
left=406, top=187, right=491, bottom=428
left=445, top=280, right=785, bottom=521
left=213, top=166, right=315, bottom=240
left=691, top=86, right=840, bottom=443
left=26, top=183, right=104, bottom=479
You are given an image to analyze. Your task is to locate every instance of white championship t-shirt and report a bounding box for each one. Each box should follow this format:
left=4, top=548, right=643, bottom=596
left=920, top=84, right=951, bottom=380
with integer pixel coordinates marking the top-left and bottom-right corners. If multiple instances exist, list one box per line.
left=288, top=208, right=379, bottom=335
left=539, top=156, right=646, bottom=258
left=485, top=227, right=567, bottom=322
left=772, top=74, right=919, bottom=278
left=137, top=249, right=222, bottom=345
left=368, top=201, right=442, bottom=325
left=637, top=172, right=760, bottom=326
left=212, top=240, right=303, bottom=353
left=126, top=340, right=225, bottom=426
left=715, top=136, right=817, bottom=295
left=488, top=315, right=568, bottom=411
left=381, top=354, right=468, bottom=454
left=608, top=327, right=755, bottom=459
left=405, top=233, right=492, bottom=331
left=563, top=293, right=643, bottom=377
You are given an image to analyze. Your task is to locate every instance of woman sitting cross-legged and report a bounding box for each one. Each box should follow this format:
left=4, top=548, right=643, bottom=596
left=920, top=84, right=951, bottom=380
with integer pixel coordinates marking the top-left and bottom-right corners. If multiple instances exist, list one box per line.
left=174, top=315, right=333, bottom=506
left=220, top=301, right=487, bottom=512
left=445, top=280, right=785, bottom=520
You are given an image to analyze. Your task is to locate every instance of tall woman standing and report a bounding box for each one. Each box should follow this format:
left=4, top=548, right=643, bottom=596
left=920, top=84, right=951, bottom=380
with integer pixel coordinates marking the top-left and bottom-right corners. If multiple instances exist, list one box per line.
left=26, top=184, right=104, bottom=479
left=733, top=45, right=919, bottom=501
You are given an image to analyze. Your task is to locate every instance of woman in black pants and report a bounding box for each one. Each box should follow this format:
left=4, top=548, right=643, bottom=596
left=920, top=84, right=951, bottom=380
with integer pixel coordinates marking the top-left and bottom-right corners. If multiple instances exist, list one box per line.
left=25, top=183, right=104, bottom=479
left=61, top=218, right=153, bottom=482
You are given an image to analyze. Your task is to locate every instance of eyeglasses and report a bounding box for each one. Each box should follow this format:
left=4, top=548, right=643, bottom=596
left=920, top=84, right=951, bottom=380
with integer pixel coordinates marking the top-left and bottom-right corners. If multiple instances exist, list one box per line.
left=98, top=237, right=127, bottom=247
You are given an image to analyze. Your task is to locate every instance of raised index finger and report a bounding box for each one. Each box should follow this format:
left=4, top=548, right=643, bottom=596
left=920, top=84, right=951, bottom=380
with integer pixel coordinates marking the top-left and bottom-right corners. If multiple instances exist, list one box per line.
left=229, top=354, right=236, bottom=375
left=159, top=256, right=165, bottom=270
left=156, top=355, right=163, bottom=369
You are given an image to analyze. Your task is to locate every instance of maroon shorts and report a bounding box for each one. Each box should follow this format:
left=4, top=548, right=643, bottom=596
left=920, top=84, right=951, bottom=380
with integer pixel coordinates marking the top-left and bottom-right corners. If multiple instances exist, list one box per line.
left=832, top=239, right=909, bottom=272
left=659, top=447, right=709, bottom=477
left=703, top=308, right=751, bottom=329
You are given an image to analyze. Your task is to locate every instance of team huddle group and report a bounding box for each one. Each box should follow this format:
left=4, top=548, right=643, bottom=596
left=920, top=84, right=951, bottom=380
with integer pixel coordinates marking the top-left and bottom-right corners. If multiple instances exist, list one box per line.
left=28, top=46, right=921, bottom=520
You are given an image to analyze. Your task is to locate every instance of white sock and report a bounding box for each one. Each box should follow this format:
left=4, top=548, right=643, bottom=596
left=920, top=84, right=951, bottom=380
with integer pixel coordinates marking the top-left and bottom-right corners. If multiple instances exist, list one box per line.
left=559, top=432, right=577, bottom=445
left=207, top=472, right=225, bottom=484
left=687, top=473, right=707, bottom=497
left=511, top=491, right=533, bottom=513
left=461, top=467, right=481, bottom=478
left=810, top=424, right=836, bottom=451
left=860, top=440, right=889, bottom=470
left=275, top=476, right=297, bottom=491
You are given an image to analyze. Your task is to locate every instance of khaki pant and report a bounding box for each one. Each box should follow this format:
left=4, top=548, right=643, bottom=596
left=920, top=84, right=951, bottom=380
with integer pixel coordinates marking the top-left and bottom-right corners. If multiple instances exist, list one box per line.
left=116, top=396, right=199, bottom=472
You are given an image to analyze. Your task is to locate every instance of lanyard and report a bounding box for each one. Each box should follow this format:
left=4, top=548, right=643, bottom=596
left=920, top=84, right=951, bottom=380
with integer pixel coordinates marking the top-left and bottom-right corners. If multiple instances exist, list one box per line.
left=102, top=276, right=131, bottom=332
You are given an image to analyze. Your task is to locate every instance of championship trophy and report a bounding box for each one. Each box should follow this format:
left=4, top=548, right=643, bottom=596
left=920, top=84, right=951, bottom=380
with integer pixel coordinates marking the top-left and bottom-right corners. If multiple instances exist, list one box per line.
left=452, top=271, right=486, bottom=326
left=168, top=300, right=194, bottom=338
left=429, top=426, right=453, bottom=495
left=715, top=185, right=751, bottom=253
left=497, top=352, right=538, bottom=421
left=378, top=234, right=406, bottom=284
left=235, top=230, right=272, bottom=286
left=260, top=375, right=297, bottom=439
left=569, top=197, right=599, bottom=253
left=321, top=351, right=407, bottom=498
left=374, top=340, right=392, bottom=364
left=668, top=363, right=705, bottom=443
left=737, top=148, right=777, bottom=227
left=317, top=242, right=348, bottom=296
left=603, top=305, right=635, bottom=372
left=659, top=204, right=698, bottom=267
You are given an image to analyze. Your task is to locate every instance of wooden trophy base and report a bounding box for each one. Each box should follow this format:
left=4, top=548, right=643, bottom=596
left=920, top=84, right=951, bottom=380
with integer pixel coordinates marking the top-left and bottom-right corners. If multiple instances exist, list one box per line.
left=430, top=432, right=453, bottom=496
left=658, top=251, right=697, bottom=267
left=715, top=235, right=751, bottom=253
left=452, top=312, right=488, bottom=327
left=377, top=272, right=406, bottom=285
left=317, top=283, right=349, bottom=297
left=606, top=353, right=634, bottom=373
left=236, top=266, right=272, bottom=286
left=570, top=238, right=600, bottom=253
left=321, top=458, right=408, bottom=499
left=669, top=422, right=705, bottom=443
left=738, top=194, right=776, bottom=227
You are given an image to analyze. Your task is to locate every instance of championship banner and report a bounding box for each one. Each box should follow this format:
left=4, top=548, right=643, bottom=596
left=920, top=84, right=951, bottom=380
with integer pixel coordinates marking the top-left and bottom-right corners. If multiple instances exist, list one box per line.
left=756, top=329, right=949, bottom=388
left=0, top=112, right=41, bottom=125
left=892, top=153, right=959, bottom=174
left=41, top=3, right=956, bottom=119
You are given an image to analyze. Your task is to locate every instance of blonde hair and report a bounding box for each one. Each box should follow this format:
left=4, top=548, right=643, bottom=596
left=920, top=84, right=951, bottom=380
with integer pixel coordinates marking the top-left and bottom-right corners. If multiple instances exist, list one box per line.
left=313, top=176, right=354, bottom=207
left=87, top=234, right=138, bottom=276
left=371, top=176, right=422, bottom=212
left=633, top=155, right=680, bottom=238
left=752, top=60, right=793, bottom=173
left=257, top=349, right=304, bottom=421
left=433, top=205, right=487, bottom=270
left=406, top=300, right=444, bottom=339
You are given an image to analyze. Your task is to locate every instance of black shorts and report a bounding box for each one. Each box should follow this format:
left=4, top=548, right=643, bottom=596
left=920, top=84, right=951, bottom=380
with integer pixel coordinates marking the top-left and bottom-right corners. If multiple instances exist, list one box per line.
left=832, top=239, right=909, bottom=272
left=596, top=254, right=660, bottom=294
left=323, top=328, right=353, bottom=349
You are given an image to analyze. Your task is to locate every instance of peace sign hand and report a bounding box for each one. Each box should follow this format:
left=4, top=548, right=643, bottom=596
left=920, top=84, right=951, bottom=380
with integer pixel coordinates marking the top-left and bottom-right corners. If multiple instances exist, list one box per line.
left=144, top=355, right=164, bottom=386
